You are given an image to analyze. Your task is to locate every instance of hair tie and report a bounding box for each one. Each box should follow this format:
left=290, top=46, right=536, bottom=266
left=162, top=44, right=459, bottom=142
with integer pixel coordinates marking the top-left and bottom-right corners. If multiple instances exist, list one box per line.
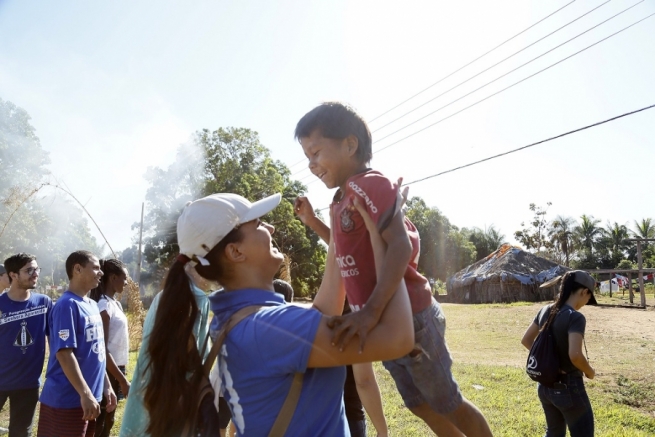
left=177, top=254, right=191, bottom=265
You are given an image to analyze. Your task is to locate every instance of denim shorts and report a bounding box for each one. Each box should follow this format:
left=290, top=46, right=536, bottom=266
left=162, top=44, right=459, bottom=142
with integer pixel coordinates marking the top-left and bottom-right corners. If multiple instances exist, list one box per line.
left=383, top=298, right=463, bottom=414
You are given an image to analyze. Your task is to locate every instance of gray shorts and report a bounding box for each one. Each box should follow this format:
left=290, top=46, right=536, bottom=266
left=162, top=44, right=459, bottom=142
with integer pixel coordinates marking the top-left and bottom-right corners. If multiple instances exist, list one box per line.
left=383, top=298, right=463, bottom=414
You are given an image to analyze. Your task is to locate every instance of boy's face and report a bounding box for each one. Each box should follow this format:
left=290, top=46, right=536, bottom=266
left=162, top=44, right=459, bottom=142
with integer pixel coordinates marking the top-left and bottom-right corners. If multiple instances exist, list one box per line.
left=300, top=130, right=357, bottom=190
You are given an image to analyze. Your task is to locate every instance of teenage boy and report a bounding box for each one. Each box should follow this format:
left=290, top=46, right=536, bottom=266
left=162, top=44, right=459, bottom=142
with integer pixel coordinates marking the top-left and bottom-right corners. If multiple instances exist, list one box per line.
left=0, top=254, right=52, bottom=437
left=294, top=102, right=492, bottom=437
left=37, top=251, right=116, bottom=437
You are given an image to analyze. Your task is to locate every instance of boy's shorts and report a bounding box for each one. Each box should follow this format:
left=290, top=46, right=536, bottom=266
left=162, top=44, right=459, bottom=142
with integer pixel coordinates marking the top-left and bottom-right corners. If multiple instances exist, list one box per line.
left=383, top=298, right=463, bottom=414
left=37, top=403, right=95, bottom=437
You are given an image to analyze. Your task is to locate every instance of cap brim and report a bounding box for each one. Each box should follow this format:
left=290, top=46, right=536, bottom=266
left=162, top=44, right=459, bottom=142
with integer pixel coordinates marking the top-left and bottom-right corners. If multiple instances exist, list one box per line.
left=241, top=193, right=282, bottom=223
left=588, top=292, right=598, bottom=305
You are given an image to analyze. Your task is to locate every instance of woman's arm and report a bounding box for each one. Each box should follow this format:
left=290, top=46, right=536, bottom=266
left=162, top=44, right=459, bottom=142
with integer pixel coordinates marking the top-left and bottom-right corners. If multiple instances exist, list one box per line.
left=100, top=310, right=131, bottom=397
left=568, top=333, right=595, bottom=379
left=521, top=322, right=540, bottom=350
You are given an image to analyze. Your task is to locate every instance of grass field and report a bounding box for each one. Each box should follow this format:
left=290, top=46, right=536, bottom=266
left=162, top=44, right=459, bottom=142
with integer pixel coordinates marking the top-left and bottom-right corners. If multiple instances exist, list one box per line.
left=3, top=297, right=655, bottom=436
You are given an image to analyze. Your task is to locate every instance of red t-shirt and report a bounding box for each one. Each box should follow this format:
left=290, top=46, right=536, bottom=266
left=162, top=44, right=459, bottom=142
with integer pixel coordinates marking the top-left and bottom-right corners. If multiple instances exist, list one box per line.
left=330, top=170, right=432, bottom=314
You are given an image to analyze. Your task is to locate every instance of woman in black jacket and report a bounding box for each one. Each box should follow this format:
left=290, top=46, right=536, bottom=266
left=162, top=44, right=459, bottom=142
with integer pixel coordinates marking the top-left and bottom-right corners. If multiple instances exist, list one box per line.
left=521, top=270, right=597, bottom=437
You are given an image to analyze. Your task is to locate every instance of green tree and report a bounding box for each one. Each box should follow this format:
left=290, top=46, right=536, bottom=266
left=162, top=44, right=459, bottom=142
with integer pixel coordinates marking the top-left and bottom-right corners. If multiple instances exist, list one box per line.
left=405, top=197, right=476, bottom=281
left=571, top=214, right=603, bottom=268
left=599, top=221, right=630, bottom=267
left=548, top=215, right=577, bottom=267
left=464, top=225, right=506, bottom=261
left=514, top=202, right=553, bottom=255
left=138, top=127, right=325, bottom=296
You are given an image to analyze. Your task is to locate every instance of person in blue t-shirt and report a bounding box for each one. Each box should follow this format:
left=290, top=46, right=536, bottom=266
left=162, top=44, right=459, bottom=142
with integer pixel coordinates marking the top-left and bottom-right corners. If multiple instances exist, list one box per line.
left=37, top=251, right=117, bottom=437
left=0, top=253, right=52, bottom=437
left=136, top=192, right=414, bottom=437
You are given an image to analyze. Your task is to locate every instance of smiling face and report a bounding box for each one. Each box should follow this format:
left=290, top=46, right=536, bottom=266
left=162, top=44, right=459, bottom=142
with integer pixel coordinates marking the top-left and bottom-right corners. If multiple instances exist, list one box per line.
left=300, top=130, right=361, bottom=191
left=11, top=260, right=40, bottom=290
left=76, top=256, right=104, bottom=292
left=237, top=219, right=284, bottom=273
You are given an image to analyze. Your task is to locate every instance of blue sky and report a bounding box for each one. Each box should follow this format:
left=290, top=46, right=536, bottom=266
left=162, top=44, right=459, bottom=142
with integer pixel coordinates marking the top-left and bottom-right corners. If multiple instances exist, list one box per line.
left=1, top=0, right=654, bottom=253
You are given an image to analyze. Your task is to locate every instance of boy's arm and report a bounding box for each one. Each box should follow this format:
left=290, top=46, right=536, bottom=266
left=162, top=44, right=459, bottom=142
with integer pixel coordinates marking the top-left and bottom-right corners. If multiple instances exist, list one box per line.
left=330, top=211, right=413, bottom=351
left=104, top=372, right=118, bottom=413
left=56, top=349, right=101, bottom=421
left=312, top=236, right=346, bottom=316
left=295, top=196, right=331, bottom=243
left=101, top=311, right=131, bottom=397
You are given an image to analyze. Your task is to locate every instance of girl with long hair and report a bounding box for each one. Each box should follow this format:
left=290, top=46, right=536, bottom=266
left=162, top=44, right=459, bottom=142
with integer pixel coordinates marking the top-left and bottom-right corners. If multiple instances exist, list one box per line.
left=121, top=192, right=413, bottom=436
left=521, top=270, right=598, bottom=437
left=89, top=258, right=130, bottom=437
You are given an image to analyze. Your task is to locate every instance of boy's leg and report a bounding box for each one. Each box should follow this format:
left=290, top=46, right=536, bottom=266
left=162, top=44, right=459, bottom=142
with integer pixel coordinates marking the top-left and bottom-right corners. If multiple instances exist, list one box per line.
left=8, top=388, right=39, bottom=437
left=384, top=299, right=492, bottom=437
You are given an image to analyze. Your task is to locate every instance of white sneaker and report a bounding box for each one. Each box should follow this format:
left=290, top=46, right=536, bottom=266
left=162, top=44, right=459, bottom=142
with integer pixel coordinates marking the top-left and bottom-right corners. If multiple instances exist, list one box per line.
left=0, top=426, right=8, bottom=435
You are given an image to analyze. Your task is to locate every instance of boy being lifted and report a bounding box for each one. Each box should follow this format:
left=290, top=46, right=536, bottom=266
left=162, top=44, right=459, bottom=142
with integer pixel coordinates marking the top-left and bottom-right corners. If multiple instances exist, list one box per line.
left=294, top=102, right=492, bottom=437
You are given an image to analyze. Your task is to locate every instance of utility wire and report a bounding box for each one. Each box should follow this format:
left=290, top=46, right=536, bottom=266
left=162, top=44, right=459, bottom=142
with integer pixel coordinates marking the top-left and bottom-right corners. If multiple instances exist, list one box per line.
left=368, top=0, right=578, bottom=123
left=313, top=103, right=655, bottom=211
left=372, top=11, right=655, bottom=156
left=373, top=1, right=646, bottom=146
left=303, top=10, right=655, bottom=189
left=403, top=103, right=655, bottom=186
left=371, top=0, right=617, bottom=134
left=286, top=0, right=577, bottom=172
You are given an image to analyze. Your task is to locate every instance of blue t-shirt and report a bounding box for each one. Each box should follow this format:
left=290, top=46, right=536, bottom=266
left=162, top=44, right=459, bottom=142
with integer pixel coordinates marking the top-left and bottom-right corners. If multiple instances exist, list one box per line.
left=210, top=289, right=349, bottom=437
left=0, top=292, right=52, bottom=391
left=40, top=291, right=106, bottom=408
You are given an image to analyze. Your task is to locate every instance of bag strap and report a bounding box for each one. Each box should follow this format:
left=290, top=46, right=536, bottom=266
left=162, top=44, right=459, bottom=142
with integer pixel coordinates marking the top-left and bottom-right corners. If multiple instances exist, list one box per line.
left=199, top=304, right=305, bottom=437
left=202, top=305, right=263, bottom=376
left=268, top=372, right=303, bottom=437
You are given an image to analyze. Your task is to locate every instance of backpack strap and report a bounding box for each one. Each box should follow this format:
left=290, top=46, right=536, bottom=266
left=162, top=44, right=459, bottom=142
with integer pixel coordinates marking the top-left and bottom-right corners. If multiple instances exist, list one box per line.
left=202, top=305, right=263, bottom=376
left=268, top=372, right=303, bottom=437
left=202, top=305, right=305, bottom=437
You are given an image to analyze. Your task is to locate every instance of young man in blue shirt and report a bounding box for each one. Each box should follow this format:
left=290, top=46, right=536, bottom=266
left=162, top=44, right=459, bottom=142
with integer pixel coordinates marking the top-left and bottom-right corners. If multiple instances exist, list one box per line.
left=37, top=251, right=116, bottom=437
left=0, top=254, right=52, bottom=437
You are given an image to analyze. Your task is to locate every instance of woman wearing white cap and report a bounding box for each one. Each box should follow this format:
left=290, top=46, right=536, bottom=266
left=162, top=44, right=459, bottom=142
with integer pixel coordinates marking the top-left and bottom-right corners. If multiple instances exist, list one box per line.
left=124, top=192, right=413, bottom=437
left=521, top=270, right=598, bottom=437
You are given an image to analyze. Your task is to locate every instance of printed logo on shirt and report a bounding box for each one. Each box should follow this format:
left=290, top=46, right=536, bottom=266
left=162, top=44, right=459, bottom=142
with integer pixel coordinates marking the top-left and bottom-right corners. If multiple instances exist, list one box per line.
left=92, top=340, right=106, bottom=363
left=336, top=254, right=359, bottom=278
left=348, top=181, right=378, bottom=214
left=14, top=320, right=34, bottom=354
left=59, top=329, right=70, bottom=341
left=0, top=306, right=47, bottom=325
left=340, top=208, right=355, bottom=233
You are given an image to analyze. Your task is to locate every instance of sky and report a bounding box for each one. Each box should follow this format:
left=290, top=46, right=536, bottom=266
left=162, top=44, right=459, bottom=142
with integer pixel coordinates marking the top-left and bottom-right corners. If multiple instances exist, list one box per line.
left=1, top=0, right=654, bottom=254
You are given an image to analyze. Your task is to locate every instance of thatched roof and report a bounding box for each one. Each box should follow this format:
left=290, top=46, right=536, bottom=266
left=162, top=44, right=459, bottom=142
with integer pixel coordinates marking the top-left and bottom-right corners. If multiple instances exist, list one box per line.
left=448, top=244, right=568, bottom=291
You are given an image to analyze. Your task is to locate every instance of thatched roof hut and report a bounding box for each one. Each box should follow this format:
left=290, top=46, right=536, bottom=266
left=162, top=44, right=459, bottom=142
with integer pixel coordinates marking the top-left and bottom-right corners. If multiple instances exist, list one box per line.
left=446, top=244, right=568, bottom=304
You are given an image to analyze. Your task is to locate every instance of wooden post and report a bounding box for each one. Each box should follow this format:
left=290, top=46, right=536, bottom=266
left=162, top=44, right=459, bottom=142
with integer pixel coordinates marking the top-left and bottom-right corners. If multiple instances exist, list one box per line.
left=136, top=202, right=144, bottom=296
left=637, top=241, right=645, bottom=307
left=628, top=272, right=633, bottom=304
left=609, top=272, right=612, bottom=298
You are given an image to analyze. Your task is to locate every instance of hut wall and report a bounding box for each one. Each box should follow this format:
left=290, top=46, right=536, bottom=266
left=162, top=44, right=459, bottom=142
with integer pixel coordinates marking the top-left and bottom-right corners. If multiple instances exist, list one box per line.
left=449, top=279, right=559, bottom=304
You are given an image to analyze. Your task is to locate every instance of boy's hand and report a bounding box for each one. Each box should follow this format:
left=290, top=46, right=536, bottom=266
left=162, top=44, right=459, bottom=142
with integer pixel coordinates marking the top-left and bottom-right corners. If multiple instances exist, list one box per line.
left=81, top=393, right=100, bottom=421
left=105, top=385, right=118, bottom=413
left=294, top=196, right=316, bottom=225
left=120, top=379, right=131, bottom=399
left=328, top=306, right=380, bottom=352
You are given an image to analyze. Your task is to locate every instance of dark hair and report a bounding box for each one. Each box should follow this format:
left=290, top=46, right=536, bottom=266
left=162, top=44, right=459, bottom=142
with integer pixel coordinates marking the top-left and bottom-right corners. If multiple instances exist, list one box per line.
left=143, top=226, right=243, bottom=437
left=273, top=279, right=294, bottom=303
left=89, top=259, right=126, bottom=302
left=65, top=250, right=96, bottom=280
left=543, top=271, right=587, bottom=330
left=4, top=253, right=37, bottom=284
left=295, top=102, right=372, bottom=164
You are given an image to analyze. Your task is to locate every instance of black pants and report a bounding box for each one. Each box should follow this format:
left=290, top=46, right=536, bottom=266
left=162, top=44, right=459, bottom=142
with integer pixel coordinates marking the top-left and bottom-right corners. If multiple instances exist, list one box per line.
left=0, top=387, right=40, bottom=437
left=95, top=366, right=126, bottom=437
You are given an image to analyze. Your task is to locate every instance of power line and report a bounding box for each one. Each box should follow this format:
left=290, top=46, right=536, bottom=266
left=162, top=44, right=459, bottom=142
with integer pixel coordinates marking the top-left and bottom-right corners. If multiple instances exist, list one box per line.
left=313, top=103, right=655, bottom=211
left=286, top=0, right=578, bottom=172
left=372, top=1, right=646, bottom=146
left=403, top=103, right=655, bottom=186
left=372, top=11, right=655, bottom=156
left=368, top=0, right=578, bottom=123
left=371, top=0, right=617, bottom=134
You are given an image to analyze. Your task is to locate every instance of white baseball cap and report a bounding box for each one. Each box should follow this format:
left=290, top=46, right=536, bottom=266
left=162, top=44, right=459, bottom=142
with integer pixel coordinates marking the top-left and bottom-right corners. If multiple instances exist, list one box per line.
left=177, top=193, right=282, bottom=264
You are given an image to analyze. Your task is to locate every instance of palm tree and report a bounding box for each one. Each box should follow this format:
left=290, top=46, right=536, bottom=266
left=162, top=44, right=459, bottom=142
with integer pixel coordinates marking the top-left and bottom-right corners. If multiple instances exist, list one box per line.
left=602, top=221, right=630, bottom=262
left=549, top=215, right=576, bottom=266
left=632, top=218, right=655, bottom=239
left=573, top=215, right=602, bottom=257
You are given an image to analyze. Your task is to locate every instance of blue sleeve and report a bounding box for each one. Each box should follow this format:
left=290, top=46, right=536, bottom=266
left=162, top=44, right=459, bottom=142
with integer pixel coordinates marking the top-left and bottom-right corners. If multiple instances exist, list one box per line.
left=251, top=305, right=322, bottom=375
left=568, top=312, right=586, bottom=335
left=49, top=299, right=79, bottom=352
left=45, top=296, right=53, bottom=338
